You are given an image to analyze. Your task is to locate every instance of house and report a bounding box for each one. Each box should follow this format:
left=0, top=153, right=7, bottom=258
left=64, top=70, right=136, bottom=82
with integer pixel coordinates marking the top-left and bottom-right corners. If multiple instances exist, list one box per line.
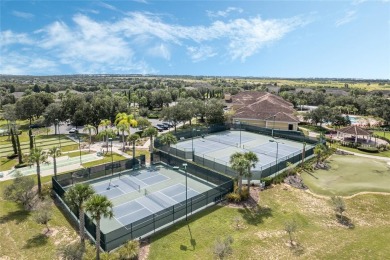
left=229, top=91, right=300, bottom=131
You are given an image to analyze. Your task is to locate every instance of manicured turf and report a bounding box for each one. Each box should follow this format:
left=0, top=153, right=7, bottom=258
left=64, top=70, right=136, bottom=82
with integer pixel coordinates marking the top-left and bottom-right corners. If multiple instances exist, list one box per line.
left=0, top=176, right=78, bottom=259
left=149, top=185, right=390, bottom=259
left=301, top=154, right=390, bottom=196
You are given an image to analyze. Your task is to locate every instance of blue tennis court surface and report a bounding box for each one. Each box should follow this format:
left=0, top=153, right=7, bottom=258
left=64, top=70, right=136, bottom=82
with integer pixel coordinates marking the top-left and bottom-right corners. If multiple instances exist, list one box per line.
left=114, top=183, right=199, bottom=228
left=92, top=170, right=169, bottom=200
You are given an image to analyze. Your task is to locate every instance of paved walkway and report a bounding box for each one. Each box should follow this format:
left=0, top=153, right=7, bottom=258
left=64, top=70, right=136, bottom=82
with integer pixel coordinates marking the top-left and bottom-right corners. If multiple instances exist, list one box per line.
left=0, top=136, right=151, bottom=181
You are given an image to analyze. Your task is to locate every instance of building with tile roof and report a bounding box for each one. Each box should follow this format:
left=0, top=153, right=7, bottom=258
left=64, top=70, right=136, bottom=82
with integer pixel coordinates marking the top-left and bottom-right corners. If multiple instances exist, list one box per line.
left=228, top=91, right=300, bottom=131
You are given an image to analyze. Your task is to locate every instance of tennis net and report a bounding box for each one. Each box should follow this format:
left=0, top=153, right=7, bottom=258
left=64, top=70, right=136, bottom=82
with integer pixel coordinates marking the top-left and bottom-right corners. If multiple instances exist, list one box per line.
left=120, top=176, right=140, bottom=192
left=144, top=189, right=172, bottom=208
left=205, top=136, right=238, bottom=147
left=243, top=145, right=278, bottom=158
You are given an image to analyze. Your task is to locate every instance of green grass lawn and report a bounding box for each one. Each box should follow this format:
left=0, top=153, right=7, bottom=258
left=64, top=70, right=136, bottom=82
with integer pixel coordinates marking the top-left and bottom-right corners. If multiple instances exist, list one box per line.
left=81, top=154, right=127, bottom=168
left=301, top=154, right=390, bottom=196
left=0, top=175, right=78, bottom=259
left=331, top=143, right=390, bottom=157
left=149, top=185, right=390, bottom=260
left=65, top=151, right=91, bottom=158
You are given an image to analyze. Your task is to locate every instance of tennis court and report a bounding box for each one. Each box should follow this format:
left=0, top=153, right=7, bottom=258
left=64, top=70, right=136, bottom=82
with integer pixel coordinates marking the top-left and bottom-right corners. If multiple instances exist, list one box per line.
left=70, top=164, right=216, bottom=234
left=173, top=130, right=313, bottom=178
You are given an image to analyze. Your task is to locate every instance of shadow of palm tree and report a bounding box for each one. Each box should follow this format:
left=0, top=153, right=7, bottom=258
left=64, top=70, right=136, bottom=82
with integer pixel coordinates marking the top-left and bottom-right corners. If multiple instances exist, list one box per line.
left=23, top=234, right=49, bottom=249
left=0, top=209, right=30, bottom=224
left=237, top=205, right=272, bottom=226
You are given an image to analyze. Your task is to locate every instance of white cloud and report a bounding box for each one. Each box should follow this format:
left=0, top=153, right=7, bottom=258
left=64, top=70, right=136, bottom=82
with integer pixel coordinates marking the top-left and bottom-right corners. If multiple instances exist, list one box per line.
left=187, top=46, right=217, bottom=62
left=207, top=7, right=243, bottom=18
left=147, top=44, right=171, bottom=60
left=0, top=52, right=57, bottom=75
left=335, top=11, right=356, bottom=27
left=0, top=30, right=33, bottom=46
left=98, top=2, right=118, bottom=11
left=1, top=12, right=308, bottom=74
left=12, top=11, right=34, bottom=19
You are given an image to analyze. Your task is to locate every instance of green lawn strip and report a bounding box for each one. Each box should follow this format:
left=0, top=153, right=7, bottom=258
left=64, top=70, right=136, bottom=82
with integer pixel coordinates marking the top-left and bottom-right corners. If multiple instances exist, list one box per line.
left=149, top=185, right=390, bottom=259
left=0, top=157, right=17, bottom=171
left=65, top=151, right=91, bottom=158
left=301, top=154, right=390, bottom=196
left=0, top=175, right=78, bottom=259
left=81, top=154, right=127, bottom=168
left=0, top=140, right=76, bottom=153
left=331, top=143, right=390, bottom=157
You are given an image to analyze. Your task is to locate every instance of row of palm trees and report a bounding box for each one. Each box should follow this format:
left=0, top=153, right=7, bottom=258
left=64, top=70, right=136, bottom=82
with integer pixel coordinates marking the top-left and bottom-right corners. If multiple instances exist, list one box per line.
left=65, top=183, right=113, bottom=260
left=229, top=151, right=259, bottom=194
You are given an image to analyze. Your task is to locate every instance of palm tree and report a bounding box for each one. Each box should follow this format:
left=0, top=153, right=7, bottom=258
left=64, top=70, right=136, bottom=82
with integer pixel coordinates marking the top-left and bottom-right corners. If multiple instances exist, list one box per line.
left=229, top=152, right=250, bottom=194
left=65, top=183, right=95, bottom=246
left=97, top=128, right=116, bottom=154
left=128, top=133, right=140, bottom=160
left=116, top=122, right=129, bottom=152
left=143, top=127, right=158, bottom=164
left=48, top=146, right=61, bottom=179
left=243, top=151, right=259, bottom=192
left=85, top=194, right=114, bottom=260
left=99, top=119, right=111, bottom=149
left=25, top=148, right=49, bottom=196
left=314, top=144, right=326, bottom=166
left=158, top=132, right=178, bottom=156
left=83, top=124, right=97, bottom=152
left=115, top=112, right=137, bottom=136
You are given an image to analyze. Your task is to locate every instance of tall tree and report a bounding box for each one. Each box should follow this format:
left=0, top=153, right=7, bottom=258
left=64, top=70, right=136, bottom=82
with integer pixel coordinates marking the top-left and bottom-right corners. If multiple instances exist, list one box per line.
left=48, top=146, right=61, bottom=179
left=115, top=112, right=137, bottom=136
left=85, top=194, right=114, bottom=260
left=128, top=133, right=140, bottom=161
left=83, top=124, right=97, bottom=152
left=116, top=122, right=130, bottom=152
left=10, top=127, right=17, bottom=155
left=15, top=130, right=23, bottom=164
left=158, top=133, right=178, bottom=160
left=99, top=119, right=111, bottom=151
left=243, top=151, right=259, bottom=192
left=65, top=183, right=95, bottom=246
left=142, top=127, right=158, bottom=162
left=314, top=144, right=326, bottom=166
left=24, top=148, right=49, bottom=196
left=229, top=152, right=250, bottom=194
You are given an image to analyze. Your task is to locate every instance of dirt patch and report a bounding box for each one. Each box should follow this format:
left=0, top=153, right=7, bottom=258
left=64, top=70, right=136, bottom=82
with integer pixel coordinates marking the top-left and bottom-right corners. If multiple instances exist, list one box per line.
left=256, top=230, right=285, bottom=240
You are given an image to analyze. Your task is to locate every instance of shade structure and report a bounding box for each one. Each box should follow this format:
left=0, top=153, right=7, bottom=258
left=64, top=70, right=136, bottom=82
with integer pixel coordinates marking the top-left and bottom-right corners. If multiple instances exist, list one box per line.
left=337, top=125, right=371, bottom=143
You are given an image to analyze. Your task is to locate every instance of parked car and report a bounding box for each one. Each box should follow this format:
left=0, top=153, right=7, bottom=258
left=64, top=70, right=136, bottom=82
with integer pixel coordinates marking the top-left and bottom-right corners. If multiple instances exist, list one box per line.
left=156, top=124, right=169, bottom=130
left=154, top=125, right=164, bottom=132
left=69, top=128, right=79, bottom=134
left=162, top=122, right=173, bottom=128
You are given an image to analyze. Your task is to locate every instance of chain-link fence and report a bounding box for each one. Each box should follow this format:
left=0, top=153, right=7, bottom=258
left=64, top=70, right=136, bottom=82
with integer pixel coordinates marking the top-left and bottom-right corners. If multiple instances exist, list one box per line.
left=52, top=153, right=233, bottom=251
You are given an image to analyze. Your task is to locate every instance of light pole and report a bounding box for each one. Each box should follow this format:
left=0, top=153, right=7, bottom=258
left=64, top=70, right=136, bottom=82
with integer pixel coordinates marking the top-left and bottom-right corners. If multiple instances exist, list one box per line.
left=272, top=115, right=276, bottom=137
left=269, top=139, right=280, bottom=178
left=183, top=163, right=188, bottom=221
left=235, top=120, right=241, bottom=147
left=109, top=137, right=114, bottom=175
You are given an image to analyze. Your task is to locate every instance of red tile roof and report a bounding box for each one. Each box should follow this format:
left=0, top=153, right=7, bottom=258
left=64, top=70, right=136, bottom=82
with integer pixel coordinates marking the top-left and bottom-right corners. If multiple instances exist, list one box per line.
left=231, top=91, right=299, bottom=122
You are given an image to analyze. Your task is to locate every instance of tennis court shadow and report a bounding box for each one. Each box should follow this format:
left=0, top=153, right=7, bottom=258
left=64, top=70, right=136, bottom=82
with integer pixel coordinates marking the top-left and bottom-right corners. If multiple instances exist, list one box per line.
left=237, top=205, right=273, bottom=226
left=0, top=208, right=30, bottom=224
left=23, top=233, right=49, bottom=249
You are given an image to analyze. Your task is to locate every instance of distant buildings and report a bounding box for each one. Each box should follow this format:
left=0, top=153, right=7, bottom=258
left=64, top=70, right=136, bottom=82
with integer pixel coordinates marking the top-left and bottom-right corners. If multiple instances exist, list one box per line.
left=226, top=91, right=299, bottom=131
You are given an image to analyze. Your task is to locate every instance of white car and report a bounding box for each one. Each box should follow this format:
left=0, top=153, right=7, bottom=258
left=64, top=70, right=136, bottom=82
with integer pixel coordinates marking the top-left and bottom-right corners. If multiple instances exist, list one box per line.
left=69, top=128, right=79, bottom=134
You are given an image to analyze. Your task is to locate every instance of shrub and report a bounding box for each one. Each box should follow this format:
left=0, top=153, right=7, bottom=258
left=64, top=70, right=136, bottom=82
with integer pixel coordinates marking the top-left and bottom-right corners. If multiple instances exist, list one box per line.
left=57, top=241, right=85, bottom=260
left=240, top=187, right=250, bottom=200
left=225, top=192, right=241, bottom=203
left=357, top=146, right=379, bottom=153
left=261, top=177, right=273, bottom=187
left=213, top=236, right=233, bottom=260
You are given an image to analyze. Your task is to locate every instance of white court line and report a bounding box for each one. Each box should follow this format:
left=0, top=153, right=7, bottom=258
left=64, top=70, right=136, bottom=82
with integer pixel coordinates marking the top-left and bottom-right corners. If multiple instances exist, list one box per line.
left=121, top=175, right=147, bottom=187
left=141, top=172, right=170, bottom=182
left=154, top=191, right=178, bottom=204
left=98, top=189, right=126, bottom=201
left=115, top=205, right=146, bottom=220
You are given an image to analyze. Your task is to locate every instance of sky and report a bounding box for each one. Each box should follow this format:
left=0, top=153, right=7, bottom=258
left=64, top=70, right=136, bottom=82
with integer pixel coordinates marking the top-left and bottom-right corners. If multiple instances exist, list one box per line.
left=0, top=0, right=389, bottom=79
